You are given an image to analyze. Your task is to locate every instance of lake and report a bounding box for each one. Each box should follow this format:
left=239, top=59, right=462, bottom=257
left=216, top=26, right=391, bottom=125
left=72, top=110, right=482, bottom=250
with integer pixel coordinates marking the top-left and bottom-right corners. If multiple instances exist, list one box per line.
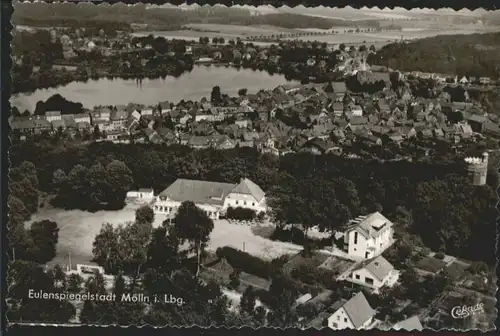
left=11, top=65, right=300, bottom=111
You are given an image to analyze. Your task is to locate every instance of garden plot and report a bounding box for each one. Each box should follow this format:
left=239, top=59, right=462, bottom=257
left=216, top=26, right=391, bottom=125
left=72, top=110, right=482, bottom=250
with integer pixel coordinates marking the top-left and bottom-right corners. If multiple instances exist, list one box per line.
left=207, top=220, right=304, bottom=260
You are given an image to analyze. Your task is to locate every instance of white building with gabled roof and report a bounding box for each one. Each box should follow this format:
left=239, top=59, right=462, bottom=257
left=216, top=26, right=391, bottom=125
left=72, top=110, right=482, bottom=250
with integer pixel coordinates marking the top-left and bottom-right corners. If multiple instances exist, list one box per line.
left=393, top=315, right=423, bottom=331
left=152, top=177, right=267, bottom=220
left=343, top=212, right=394, bottom=260
left=348, top=255, right=400, bottom=293
left=327, top=292, right=377, bottom=330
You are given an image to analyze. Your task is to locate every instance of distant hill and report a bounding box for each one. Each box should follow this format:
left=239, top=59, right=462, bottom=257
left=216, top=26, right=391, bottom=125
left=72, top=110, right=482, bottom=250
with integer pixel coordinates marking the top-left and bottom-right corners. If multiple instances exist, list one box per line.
left=367, top=32, right=500, bottom=79
left=12, top=2, right=378, bottom=30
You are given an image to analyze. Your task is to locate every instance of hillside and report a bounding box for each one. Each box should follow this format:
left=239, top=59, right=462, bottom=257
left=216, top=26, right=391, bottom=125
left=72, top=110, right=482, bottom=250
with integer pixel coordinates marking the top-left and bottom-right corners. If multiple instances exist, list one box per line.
left=367, top=32, right=500, bottom=78
left=12, top=2, right=378, bottom=30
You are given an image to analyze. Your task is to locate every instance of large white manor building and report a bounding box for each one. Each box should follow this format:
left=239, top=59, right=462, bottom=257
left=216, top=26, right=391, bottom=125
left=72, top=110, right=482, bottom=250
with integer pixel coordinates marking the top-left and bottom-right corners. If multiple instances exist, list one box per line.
left=152, top=177, right=267, bottom=220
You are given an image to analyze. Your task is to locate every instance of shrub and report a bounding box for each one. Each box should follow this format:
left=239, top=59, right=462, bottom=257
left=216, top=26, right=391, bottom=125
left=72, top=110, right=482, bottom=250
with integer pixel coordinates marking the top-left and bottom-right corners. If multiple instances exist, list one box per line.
left=290, top=264, right=338, bottom=289
left=226, top=207, right=257, bottom=221
left=435, top=252, right=446, bottom=260
left=229, top=271, right=241, bottom=289
left=468, top=261, right=489, bottom=274
left=270, top=226, right=307, bottom=245
left=216, top=246, right=278, bottom=279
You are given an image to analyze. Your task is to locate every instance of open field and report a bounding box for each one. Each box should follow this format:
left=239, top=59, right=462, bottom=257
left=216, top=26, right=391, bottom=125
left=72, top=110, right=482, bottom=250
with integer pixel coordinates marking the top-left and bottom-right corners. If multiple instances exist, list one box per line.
left=134, top=24, right=498, bottom=49
left=207, top=219, right=303, bottom=260
left=25, top=207, right=301, bottom=268
left=24, top=203, right=159, bottom=268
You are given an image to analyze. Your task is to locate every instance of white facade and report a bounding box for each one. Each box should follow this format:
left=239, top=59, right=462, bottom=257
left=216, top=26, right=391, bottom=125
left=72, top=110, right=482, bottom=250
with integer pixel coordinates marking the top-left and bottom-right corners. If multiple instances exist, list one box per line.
left=328, top=307, right=355, bottom=330
left=350, top=267, right=400, bottom=294
left=343, top=213, right=394, bottom=260
left=74, top=114, right=91, bottom=124
left=223, top=192, right=267, bottom=214
left=153, top=199, right=221, bottom=220
left=141, top=108, right=153, bottom=116
left=328, top=307, right=373, bottom=330
left=152, top=178, right=267, bottom=220
left=45, top=112, right=62, bottom=122
left=127, top=189, right=154, bottom=200
left=351, top=105, right=363, bottom=117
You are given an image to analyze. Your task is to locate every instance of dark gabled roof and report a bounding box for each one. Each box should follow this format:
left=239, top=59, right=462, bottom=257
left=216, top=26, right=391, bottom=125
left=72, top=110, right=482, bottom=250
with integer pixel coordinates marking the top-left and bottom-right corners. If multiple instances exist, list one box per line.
left=393, top=316, right=423, bottom=331
left=340, top=292, right=376, bottom=329
left=229, top=178, right=265, bottom=202
left=158, top=179, right=236, bottom=205
left=352, top=255, right=395, bottom=281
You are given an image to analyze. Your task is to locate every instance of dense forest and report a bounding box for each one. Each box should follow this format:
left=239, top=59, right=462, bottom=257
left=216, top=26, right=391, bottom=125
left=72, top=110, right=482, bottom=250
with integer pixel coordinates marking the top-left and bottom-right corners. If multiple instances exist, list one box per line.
left=12, top=2, right=379, bottom=30
left=368, top=32, right=500, bottom=79
left=9, top=142, right=497, bottom=266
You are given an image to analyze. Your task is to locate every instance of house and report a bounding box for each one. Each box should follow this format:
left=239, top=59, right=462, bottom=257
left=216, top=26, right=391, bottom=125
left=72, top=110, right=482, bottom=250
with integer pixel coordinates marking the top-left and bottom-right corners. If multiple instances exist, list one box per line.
left=351, top=105, right=363, bottom=117
left=466, top=114, right=487, bottom=133
left=393, top=316, right=423, bottom=331
left=459, top=76, right=469, bottom=84
left=73, top=113, right=91, bottom=124
left=235, top=119, right=252, bottom=129
left=126, top=116, right=139, bottom=133
left=61, top=115, right=76, bottom=129
left=153, top=178, right=266, bottom=220
left=158, top=102, right=172, bottom=115
left=195, top=111, right=215, bottom=122
left=131, top=110, right=141, bottom=121
left=332, top=102, right=344, bottom=117
left=126, top=188, right=155, bottom=201
left=483, top=121, right=500, bottom=138
left=327, top=292, right=376, bottom=330
left=45, top=111, right=62, bottom=122
left=141, top=107, right=154, bottom=116
left=348, top=256, right=400, bottom=293
left=479, top=77, right=491, bottom=85
left=110, top=110, right=129, bottom=129
left=96, top=108, right=112, bottom=121
left=343, top=212, right=394, bottom=260
left=51, top=119, right=66, bottom=131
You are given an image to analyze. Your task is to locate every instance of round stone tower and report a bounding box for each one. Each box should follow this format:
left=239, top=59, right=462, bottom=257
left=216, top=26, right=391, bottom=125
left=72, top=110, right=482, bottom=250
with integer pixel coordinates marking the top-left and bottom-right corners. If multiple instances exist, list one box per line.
left=464, top=152, right=488, bottom=186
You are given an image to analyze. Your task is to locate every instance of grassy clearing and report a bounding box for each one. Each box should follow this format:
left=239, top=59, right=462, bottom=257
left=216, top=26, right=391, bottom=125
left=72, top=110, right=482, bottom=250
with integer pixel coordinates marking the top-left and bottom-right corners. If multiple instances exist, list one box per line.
left=207, top=219, right=303, bottom=260
left=415, top=256, right=446, bottom=274
left=25, top=203, right=159, bottom=268
left=318, top=256, right=356, bottom=277
left=283, top=252, right=330, bottom=275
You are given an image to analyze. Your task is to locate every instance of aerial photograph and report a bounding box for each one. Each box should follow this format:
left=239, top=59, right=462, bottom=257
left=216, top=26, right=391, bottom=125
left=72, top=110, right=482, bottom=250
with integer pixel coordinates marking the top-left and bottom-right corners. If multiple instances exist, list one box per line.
left=7, top=2, right=499, bottom=330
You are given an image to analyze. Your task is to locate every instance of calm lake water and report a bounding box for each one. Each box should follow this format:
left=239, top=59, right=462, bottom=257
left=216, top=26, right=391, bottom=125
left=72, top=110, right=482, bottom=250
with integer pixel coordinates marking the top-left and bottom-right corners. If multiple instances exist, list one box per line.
left=12, top=65, right=299, bottom=111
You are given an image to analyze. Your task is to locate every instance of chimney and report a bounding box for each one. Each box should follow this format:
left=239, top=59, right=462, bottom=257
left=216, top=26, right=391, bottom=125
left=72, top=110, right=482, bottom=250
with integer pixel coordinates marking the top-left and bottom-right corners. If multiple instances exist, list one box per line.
left=482, top=152, right=489, bottom=164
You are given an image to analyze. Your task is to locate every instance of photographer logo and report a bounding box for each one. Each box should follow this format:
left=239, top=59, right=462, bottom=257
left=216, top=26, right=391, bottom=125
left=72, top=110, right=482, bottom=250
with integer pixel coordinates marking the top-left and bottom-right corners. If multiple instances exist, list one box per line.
left=451, top=303, right=484, bottom=319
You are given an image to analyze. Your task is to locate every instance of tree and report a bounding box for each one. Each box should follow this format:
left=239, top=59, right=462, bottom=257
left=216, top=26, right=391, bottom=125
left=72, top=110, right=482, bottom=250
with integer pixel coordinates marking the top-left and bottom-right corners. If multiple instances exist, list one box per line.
left=105, top=160, right=134, bottom=209
left=67, top=273, right=83, bottom=293
left=210, top=86, right=222, bottom=104
left=51, top=168, right=67, bottom=193
left=239, top=286, right=257, bottom=315
left=172, top=201, right=214, bottom=277
left=86, top=162, right=110, bottom=209
left=80, top=272, right=111, bottom=324
left=135, top=205, right=155, bottom=234
left=113, top=271, right=126, bottom=299
left=92, top=223, right=120, bottom=274
left=7, top=261, right=76, bottom=323
left=52, top=264, right=67, bottom=289
left=146, top=226, right=185, bottom=276
left=29, top=220, right=59, bottom=263
left=266, top=275, right=298, bottom=328
left=339, top=43, right=346, bottom=51
left=238, top=88, right=248, bottom=96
